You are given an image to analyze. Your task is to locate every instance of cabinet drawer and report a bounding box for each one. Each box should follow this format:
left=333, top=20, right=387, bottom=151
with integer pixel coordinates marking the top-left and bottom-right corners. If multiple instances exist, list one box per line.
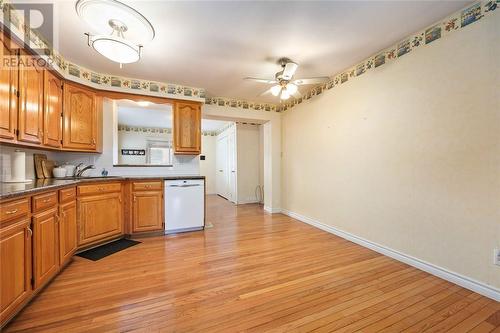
left=59, top=187, right=76, bottom=203
left=132, top=181, right=162, bottom=191
left=78, top=182, right=121, bottom=196
left=32, top=192, right=58, bottom=213
left=0, top=197, right=30, bottom=223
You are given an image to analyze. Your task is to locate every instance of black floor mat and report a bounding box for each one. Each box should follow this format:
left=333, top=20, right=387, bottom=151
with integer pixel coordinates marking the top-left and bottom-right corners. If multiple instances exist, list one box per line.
left=76, top=239, right=141, bottom=261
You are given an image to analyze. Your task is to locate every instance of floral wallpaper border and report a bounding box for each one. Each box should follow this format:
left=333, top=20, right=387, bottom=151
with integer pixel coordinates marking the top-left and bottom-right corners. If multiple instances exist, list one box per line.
left=118, top=125, right=217, bottom=137
left=279, top=0, right=498, bottom=112
left=204, top=97, right=277, bottom=112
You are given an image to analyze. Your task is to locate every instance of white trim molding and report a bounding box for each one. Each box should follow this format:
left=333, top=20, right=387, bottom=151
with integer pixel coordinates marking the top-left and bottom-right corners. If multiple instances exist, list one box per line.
left=281, top=209, right=500, bottom=302
left=264, top=206, right=281, bottom=214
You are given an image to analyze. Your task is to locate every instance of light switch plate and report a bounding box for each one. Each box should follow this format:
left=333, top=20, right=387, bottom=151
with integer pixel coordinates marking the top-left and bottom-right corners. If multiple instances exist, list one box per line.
left=494, top=248, right=500, bottom=266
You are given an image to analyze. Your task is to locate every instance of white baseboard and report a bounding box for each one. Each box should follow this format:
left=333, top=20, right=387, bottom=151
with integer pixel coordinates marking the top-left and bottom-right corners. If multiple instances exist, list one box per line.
left=264, top=206, right=281, bottom=214
left=238, top=199, right=260, bottom=205
left=280, top=209, right=500, bottom=302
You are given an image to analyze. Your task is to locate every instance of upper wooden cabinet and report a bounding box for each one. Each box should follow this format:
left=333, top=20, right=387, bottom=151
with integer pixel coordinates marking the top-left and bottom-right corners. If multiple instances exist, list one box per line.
left=18, top=50, right=44, bottom=144
left=173, top=101, right=201, bottom=155
left=43, top=71, right=62, bottom=148
left=0, top=34, right=19, bottom=141
left=62, top=82, right=99, bottom=151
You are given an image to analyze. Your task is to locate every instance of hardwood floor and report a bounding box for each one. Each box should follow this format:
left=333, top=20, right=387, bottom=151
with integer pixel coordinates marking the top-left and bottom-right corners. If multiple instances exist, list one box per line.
left=5, top=195, right=499, bottom=332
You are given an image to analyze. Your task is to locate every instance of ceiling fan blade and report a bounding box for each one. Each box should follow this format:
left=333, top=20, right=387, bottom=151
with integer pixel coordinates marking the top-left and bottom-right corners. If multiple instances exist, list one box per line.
left=291, top=90, right=302, bottom=99
left=292, top=77, right=330, bottom=85
left=244, top=77, right=277, bottom=84
left=259, top=87, right=275, bottom=96
left=282, top=62, right=298, bottom=80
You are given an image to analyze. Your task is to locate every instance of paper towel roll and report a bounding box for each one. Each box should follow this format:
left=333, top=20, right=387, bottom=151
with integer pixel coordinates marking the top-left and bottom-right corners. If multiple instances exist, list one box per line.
left=11, top=150, right=26, bottom=182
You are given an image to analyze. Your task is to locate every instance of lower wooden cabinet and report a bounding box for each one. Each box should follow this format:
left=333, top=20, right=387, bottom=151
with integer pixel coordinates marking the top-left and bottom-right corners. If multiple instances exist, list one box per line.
left=59, top=200, right=77, bottom=266
left=32, top=208, right=59, bottom=289
left=0, top=219, right=32, bottom=324
left=132, top=191, right=163, bottom=233
left=78, top=191, right=123, bottom=246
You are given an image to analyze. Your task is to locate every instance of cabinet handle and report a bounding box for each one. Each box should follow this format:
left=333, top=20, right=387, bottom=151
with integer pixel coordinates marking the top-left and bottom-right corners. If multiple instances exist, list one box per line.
left=27, top=226, right=33, bottom=237
left=92, top=138, right=96, bottom=145
left=42, top=198, right=51, bottom=203
left=5, top=209, right=18, bottom=215
left=133, top=196, right=136, bottom=202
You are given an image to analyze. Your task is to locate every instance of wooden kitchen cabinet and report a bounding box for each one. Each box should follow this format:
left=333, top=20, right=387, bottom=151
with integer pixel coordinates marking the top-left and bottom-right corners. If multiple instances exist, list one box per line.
left=77, top=190, right=123, bottom=246
left=43, top=70, right=62, bottom=148
left=0, top=219, right=32, bottom=325
left=18, top=50, right=44, bottom=144
left=132, top=191, right=163, bottom=233
left=59, top=200, right=77, bottom=266
left=173, top=101, right=201, bottom=155
left=0, top=34, right=19, bottom=141
left=32, top=207, right=59, bottom=289
left=62, top=82, right=98, bottom=151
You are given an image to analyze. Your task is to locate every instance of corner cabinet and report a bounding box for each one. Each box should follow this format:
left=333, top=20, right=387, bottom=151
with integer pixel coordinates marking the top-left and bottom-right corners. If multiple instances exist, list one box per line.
left=62, top=82, right=100, bottom=152
left=173, top=101, right=201, bottom=155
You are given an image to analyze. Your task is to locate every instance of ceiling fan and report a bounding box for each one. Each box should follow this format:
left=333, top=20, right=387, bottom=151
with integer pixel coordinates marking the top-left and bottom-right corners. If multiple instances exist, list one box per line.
left=244, top=58, right=330, bottom=100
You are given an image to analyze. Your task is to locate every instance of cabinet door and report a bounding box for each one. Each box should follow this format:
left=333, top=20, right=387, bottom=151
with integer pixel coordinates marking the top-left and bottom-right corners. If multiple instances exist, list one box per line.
left=78, top=192, right=123, bottom=246
left=32, top=208, right=59, bottom=289
left=0, top=34, right=18, bottom=141
left=132, top=191, right=163, bottom=233
left=0, top=219, right=32, bottom=324
left=43, top=71, right=62, bottom=148
left=62, top=83, right=97, bottom=150
left=18, top=51, right=44, bottom=144
left=173, top=102, right=201, bottom=155
left=59, top=200, right=77, bottom=266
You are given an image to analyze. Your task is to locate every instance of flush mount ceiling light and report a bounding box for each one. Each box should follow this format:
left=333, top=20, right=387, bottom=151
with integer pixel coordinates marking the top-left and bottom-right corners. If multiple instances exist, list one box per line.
left=76, top=0, right=155, bottom=66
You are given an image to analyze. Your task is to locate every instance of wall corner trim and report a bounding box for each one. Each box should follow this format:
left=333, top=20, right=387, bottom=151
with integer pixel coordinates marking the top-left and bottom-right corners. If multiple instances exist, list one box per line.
left=280, top=209, right=500, bottom=302
left=264, top=206, right=282, bottom=214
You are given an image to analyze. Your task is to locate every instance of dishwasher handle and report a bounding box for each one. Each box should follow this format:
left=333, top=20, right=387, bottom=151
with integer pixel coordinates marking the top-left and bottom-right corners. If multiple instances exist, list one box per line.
left=168, top=184, right=201, bottom=188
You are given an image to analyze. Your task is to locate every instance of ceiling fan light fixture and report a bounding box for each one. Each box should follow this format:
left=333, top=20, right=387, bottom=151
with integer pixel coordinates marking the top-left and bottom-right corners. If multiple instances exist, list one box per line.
left=270, top=85, right=282, bottom=97
left=286, top=83, right=298, bottom=95
left=281, top=90, right=290, bottom=100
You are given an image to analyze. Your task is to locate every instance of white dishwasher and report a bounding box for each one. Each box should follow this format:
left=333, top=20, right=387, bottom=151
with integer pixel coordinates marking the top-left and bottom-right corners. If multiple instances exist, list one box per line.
left=165, top=179, right=205, bottom=234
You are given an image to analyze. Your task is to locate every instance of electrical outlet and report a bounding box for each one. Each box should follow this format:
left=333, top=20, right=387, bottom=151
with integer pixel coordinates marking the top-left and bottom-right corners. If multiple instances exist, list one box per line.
left=494, top=248, right=500, bottom=266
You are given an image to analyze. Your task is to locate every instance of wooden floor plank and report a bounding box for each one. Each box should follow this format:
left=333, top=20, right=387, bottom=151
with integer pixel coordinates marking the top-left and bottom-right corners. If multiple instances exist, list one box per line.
left=4, top=195, right=498, bottom=333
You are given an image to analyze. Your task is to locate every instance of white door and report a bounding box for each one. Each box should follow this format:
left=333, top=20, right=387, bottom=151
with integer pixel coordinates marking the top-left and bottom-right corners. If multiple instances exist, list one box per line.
left=216, top=135, right=229, bottom=199
left=227, top=128, right=237, bottom=203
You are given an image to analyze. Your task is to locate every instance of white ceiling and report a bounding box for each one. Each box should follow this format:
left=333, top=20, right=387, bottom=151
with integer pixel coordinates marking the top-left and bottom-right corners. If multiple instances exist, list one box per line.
left=55, top=1, right=471, bottom=103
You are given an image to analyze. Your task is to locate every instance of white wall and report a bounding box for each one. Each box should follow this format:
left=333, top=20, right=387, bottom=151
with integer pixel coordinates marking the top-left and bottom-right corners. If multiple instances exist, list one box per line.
left=236, top=123, right=261, bottom=204
left=281, top=14, right=500, bottom=291
left=0, top=146, right=59, bottom=181
left=200, top=135, right=216, bottom=194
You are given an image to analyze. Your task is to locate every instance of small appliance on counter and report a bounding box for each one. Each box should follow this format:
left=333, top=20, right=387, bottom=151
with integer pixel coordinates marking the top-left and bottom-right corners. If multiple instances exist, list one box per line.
left=2, top=150, right=32, bottom=183
left=52, top=167, right=67, bottom=178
